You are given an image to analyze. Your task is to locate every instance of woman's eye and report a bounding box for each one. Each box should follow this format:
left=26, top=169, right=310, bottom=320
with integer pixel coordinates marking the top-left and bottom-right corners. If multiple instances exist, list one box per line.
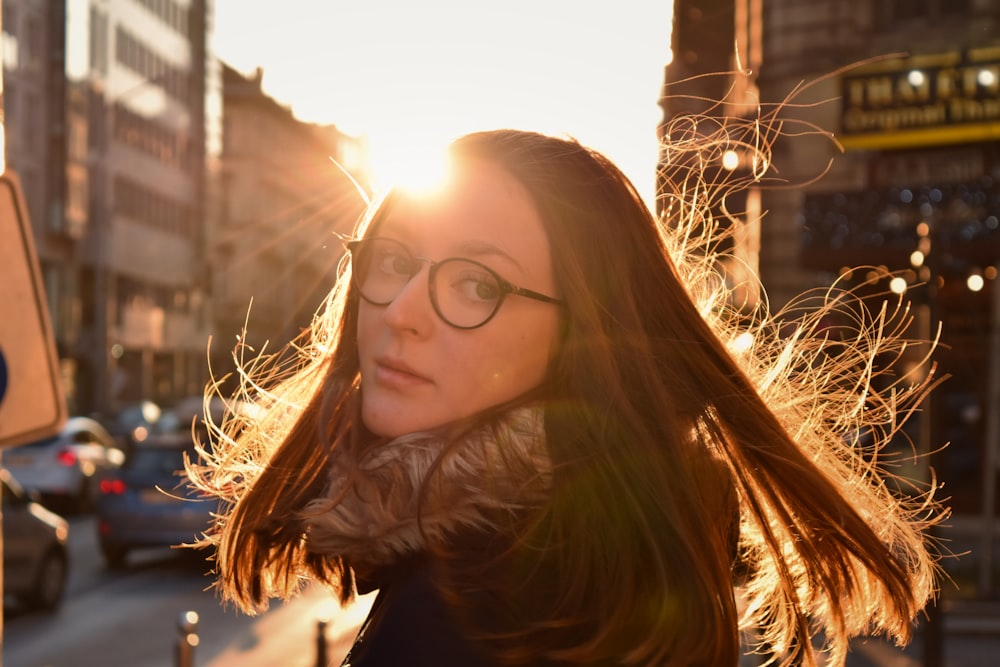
left=390, top=255, right=412, bottom=274
left=474, top=280, right=500, bottom=301
left=375, top=251, right=412, bottom=276
left=451, top=271, right=500, bottom=302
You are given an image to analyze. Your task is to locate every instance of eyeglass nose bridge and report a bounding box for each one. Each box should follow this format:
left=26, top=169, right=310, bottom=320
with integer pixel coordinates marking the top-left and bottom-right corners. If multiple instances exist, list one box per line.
left=384, top=254, right=435, bottom=306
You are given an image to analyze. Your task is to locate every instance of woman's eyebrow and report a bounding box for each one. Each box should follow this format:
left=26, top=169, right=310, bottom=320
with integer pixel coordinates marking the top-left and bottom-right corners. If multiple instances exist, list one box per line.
left=453, top=240, right=523, bottom=271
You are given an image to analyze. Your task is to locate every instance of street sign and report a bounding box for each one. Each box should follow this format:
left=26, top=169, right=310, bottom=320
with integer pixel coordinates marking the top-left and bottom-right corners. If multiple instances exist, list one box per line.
left=0, top=171, right=66, bottom=447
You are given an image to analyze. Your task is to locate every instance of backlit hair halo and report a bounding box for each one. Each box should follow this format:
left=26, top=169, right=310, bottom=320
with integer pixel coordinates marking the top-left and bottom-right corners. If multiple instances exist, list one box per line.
left=186, top=69, right=948, bottom=667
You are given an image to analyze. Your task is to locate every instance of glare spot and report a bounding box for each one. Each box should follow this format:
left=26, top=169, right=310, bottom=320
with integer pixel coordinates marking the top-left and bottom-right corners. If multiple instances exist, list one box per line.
left=721, top=150, right=740, bottom=171
left=730, top=331, right=754, bottom=355
left=910, top=250, right=925, bottom=268
left=967, top=274, right=985, bottom=292
left=372, top=140, right=452, bottom=196
left=907, top=70, right=925, bottom=87
left=889, top=277, right=908, bottom=295
left=979, top=69, right=996, bottom=87
left=315, top=598, right=339, bottom=623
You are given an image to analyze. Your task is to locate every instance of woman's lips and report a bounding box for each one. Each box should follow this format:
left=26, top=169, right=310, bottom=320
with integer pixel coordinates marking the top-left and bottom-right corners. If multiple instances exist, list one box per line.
left=373, top=359, right=432, bottom=388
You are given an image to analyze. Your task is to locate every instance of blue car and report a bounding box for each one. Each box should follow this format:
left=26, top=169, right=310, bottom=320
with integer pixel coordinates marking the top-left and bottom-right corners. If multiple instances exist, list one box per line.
left=95, top=433, right=217, bottom=568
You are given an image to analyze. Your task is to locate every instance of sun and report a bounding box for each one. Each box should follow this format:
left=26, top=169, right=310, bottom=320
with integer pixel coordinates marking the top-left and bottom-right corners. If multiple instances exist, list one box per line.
left=366, top=133, right=455, bottom=197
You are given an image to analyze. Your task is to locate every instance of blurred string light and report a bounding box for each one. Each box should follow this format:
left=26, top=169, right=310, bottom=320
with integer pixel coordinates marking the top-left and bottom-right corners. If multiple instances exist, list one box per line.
left=890, top=276, right=908, bottom=295
left=908, top=69, right=925, bottom=87
left=721, top=149, right=740, bottom=171
left=968, top=273, right=985, bottom=292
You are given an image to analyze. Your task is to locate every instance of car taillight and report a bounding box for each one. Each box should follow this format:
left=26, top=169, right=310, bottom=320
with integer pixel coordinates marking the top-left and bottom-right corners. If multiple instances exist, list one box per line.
left=56, top=448, right=78, bottom=466
left=100, top=479, right=127, bottom=495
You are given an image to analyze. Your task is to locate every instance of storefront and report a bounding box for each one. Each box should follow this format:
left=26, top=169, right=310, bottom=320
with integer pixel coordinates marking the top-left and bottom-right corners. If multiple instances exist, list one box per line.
left=800, top=49, right=1000, bottom=513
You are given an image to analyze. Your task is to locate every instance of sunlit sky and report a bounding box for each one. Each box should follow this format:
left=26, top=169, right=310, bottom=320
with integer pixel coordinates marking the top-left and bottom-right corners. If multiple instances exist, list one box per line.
left=212, top=0, right=674, bottom=203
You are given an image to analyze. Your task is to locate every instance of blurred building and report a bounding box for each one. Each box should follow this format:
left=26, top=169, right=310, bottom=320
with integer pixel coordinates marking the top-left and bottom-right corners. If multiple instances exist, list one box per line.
left=211, top=63, right=368, bottom=385
left=3, top=0, right=221, bottom=416
left=661, top=0, right=1000, bottom=516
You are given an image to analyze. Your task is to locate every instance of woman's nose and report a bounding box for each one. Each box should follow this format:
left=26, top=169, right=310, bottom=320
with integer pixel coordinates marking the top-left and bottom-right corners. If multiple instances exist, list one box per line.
left=381, top=265, right=434, bottom=335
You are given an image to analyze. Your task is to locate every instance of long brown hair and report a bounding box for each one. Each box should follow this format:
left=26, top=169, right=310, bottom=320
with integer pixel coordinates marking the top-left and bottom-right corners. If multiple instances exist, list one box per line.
left=189, top=122, right=944, bottom=666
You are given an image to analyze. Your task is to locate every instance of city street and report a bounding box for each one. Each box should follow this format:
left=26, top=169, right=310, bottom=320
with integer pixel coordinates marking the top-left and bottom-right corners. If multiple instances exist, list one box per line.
left=2, top=515, right=373, bottom=667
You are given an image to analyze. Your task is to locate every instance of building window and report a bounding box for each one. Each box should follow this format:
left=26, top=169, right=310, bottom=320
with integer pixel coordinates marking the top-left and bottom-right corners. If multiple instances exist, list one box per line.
left=112, top=103, right=189, bottom=168
left=114, top=174, right=193, bottom=238
left=880, top=0, right=971, bottom=25
left=1, top=25, right=19, bottom=71
left=90, top=6, right=108, bottom=75
left=114, top=26, right=190, bottom=106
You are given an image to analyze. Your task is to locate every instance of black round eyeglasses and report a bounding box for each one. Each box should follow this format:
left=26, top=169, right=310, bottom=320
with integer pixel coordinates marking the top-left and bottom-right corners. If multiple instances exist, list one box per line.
left=347, top=237, right=563, bottom=329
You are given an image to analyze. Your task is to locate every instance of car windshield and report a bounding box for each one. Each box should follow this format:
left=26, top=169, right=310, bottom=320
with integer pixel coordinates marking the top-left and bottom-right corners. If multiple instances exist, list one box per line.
left=128, top=448, right=189, bottom=474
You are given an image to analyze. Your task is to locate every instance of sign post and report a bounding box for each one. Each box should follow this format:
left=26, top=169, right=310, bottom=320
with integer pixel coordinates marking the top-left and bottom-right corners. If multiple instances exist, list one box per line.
left=0, top=171, right=67, bottom=448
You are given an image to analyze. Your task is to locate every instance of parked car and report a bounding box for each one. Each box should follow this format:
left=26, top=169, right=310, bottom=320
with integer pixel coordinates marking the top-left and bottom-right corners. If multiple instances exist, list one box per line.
left=4, top=416, right=126, bottom=514
left=2, top=469, right=69, bottom=612
left=95, top=431, right=217, bottom=568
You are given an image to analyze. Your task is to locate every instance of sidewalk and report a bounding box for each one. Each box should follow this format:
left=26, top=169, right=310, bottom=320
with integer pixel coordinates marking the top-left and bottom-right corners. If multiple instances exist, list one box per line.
left=199, top=585, right=374, bottom=667
left=197, top=587, right=999, bottom=667
left=846, top=598, right=1000, bottom=667
left=846, top=512, right=1000, bottom=667
left=738, top=597, right=1000, bottom=667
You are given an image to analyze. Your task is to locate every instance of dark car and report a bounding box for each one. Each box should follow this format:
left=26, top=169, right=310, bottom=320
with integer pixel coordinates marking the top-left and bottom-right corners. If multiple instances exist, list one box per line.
left=2, top=469, right=70, bottom=612
left=95, top=432, right=217, bottom=568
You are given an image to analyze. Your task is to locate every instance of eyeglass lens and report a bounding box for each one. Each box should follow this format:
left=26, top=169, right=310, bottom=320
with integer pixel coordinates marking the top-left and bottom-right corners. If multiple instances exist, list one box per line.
left=351, top=238, right=505, bottom=328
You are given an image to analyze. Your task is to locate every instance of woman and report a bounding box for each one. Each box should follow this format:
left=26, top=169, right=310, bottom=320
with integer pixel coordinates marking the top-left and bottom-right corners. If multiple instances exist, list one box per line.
left=189, top=126, right=944, bottom=666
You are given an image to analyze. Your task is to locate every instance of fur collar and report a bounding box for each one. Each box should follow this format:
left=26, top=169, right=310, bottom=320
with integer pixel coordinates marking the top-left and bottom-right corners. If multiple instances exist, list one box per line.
left=302, top=407, right=550, bottom=575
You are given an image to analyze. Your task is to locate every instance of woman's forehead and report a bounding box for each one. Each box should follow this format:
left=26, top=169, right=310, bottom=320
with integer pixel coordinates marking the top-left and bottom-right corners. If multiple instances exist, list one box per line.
left=378, top=161, right=541, bottom=238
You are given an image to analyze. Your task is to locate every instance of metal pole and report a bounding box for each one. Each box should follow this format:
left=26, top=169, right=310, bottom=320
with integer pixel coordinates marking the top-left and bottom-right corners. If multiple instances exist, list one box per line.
left=315, top=617, right=329, bottom=667
left=921, top=227, right=944, bottom=667
left=979, top=262, right=1000, bottom=595
left=92, top=91, right=112, bottom=416
left=175, top=610, right=199, bottom=667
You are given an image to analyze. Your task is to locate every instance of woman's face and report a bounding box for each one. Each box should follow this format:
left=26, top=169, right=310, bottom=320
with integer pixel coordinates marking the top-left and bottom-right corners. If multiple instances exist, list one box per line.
left=357, top=159, right=561, bottom=438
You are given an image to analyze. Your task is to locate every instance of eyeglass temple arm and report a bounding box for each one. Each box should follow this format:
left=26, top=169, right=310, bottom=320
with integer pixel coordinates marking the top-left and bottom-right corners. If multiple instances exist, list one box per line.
left=510, top=286, right=563, bottom=305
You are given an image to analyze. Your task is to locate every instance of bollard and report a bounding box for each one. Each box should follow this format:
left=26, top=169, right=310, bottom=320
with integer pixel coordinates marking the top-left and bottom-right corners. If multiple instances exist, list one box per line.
left=176, top=610, right=200, bottom=667
left=315, top=617, right=329, bottom=667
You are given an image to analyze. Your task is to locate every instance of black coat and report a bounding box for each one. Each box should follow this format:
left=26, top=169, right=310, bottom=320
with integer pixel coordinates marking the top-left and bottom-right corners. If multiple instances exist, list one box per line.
left=341, top=555, right=501, bottom=667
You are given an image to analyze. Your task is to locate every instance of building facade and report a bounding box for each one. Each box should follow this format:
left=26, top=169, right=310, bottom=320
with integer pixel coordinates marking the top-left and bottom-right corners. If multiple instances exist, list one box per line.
left=211, top=63, right=368, bottom=386
left=3, top=0, right=220, bottom=416
left=661, top=0, right=1000, bottom=517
